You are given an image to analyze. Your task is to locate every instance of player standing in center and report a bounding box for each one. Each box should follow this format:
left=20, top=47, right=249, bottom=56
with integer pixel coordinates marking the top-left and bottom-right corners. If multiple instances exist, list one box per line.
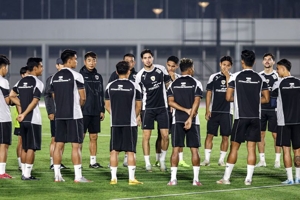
left=135, top=49, right=172, bottom=172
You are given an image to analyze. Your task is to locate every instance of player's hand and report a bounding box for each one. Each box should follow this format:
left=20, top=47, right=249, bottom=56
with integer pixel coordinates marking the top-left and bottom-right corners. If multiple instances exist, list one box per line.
left=184, top=117, right=192, bottom=130
left=17, top=114, right=25, bottom=122
left=136, top=115, right=141, bottom=126
left=221, top=68, right=230, bottom=77
left=185, top=108, right=192, bottom=115
left=48, top=114, right=55, bottom=120
left=100, top=112, right=105, bottom=121
left=205, top=111, right=211, bottom=120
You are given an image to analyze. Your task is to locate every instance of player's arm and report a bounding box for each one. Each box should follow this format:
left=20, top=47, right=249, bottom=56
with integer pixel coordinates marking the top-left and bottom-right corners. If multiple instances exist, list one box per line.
left=78, top=88, right=86, bottom=106
left=184, top=96, right=201, bottom=130
left=226, top=87, right=234, bottom=102
left=9, top=90, right=21, bottom=108
left=261, top=89, right=270, bottom=104
left=205, top=90, right=212, bottom=120
left=135, top=100, right=142, bottom=117
left=17, top=98, right=39, bottom=122
left=104, top=100, right=111, bottom=114
left=168, top=96, right=191, bottom=115
left=44, top=77, right=55, bottom=120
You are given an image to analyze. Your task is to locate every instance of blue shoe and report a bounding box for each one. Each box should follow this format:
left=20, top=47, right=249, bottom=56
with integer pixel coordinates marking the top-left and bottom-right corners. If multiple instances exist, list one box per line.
left=281, top=179, right=294, bottom=185
left=295, top=178, right=300, bottom=184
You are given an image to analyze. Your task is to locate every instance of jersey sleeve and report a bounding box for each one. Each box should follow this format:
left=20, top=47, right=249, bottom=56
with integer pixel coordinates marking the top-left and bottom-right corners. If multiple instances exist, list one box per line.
left=0, top=79, right=10, bottom=97
left=167, top=82, right=174, bottom=97
left=271, top=80, right=280, bottom=98
left=261, top=75, right=269, bottom=91
left=134, top=82, right=142, bottom=101
left=33, top=80, right=44, bottom=100
left=195, top=79, right=203, bottom=98
left=206, top=74, right=215, bottom=91
left=105, top=82, right=113, bottom=100
left=12, top=81, right=20, bottom=94
left=228, top=73, right=236, bottom=89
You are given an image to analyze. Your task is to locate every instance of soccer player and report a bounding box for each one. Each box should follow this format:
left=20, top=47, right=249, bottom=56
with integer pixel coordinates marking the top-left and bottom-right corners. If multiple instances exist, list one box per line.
left=201, top=56, right=233, bottom=167
left=50, top=49, right=90, bottom=183
left=79, top=51, right=105, bottom=169
left=14, top=66, right=28, bottom=171
left=167, top=58, right=203, bottom=186
left=155, top=56, right=189, bottom=168
left=0, top=55, right=12, bottom=179
left=256, top=53, right=281, bottom=168
left=10, top=57, right=44, bottom=180
left=271, top=59, right=300, bottom=184
left=108, top=53, right=137, bottom=167
left=217, top=50, right=269, bottom=185
left=135, top=49, right=172, bottom=171
left=44, top=58, right=68, bottom=170
left=105, top=60, right=143, bottom=185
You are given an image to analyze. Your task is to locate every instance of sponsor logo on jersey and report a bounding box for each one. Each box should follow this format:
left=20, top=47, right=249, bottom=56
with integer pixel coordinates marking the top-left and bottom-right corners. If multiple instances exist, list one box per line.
left=238, top=77, right=260, bottom=84
left=53, top=76, right=71, bottom=83
left=155, top=69, right=161, bottom=74
left=19, top=82, right=33, bottom=89
left=111, top=84, right=132, bottom=91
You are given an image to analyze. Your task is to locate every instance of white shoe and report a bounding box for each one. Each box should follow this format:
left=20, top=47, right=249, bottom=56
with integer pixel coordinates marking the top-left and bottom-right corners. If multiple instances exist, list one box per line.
left=216, top=179, right=230, bottom=185
left=54, top=176, right=65, bottom=182
left=167, top=179, right=177, bottom=186
left=274, top=161, right=280, bottom=168
left=218, top=161, right=226, bottom=166
left=200, top=160, right=210, bottom=166
left=146, top=165, right=152, bottom=172
left=244, top=179, right=252, bottom=185
left=255, top=161, right=266, bottom=167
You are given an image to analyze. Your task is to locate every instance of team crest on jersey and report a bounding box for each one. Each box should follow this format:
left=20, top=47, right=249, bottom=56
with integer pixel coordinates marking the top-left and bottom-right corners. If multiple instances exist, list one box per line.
left=150, top=76, right=155, bottom=81
left=95, top=75, right=99, bottom=80
left=221, top=80, right=226, bottom=85
left=155, top=69, right=161, bottom=74
left=266, top=79, right=270, bottom=84
left=272, top=74, right=277, bottom=80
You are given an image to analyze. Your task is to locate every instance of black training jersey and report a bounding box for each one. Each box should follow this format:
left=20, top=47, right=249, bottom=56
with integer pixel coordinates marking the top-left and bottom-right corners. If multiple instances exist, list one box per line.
left=272, top=76, right=300, bottom=126
left=12, top=75, right=44, bottom=125
left=206, top=72, right=233, bottom=114
left=44, top=75, right=55, bottom=115
left=105, top=79, right=142, bottom=127
left=135, top=64, right=171, bottom=110
left=259, top=70, right=278, bottom=110
left=167, top=75, right=203, bottom=125
left=108, top=69, right=137, bottom=83
left=228, top=69, right=268, bottom=119
left=50, top=68, right=84, bottom=120
left=0, top=76, right=11, bottom=122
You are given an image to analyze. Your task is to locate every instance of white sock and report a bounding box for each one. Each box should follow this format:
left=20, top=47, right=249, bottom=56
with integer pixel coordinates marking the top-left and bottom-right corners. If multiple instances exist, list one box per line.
left=179, top=152, right=183, bottom=162
left=160, top=150, right=167, bottom=162
left=171, top=167, right=177, bottom=180
left=156, top=153, right=160, bottom=162
left=286, top=167, right=293, bottom=181
left=144, top=155, right=151, bottom=166
left=90, top=156, right=96, bottom=165
left=204, top=149, right=211, bottom=161
left=275, top=153, right=281, bottom=162
left=219, top=151, right=227, bottom=162
left=123, top=154, right=128, bottom=164
left=21, top=163, right=25, bottom=175
left=193, top=166, right=200, bottom=182
left=128, top=166, right=135, bottom=180
left=223, top=163, right=234, bottom=180
left=245, top=165, right=255, bottom=181
left=0, top=163, right=6, bottom=174
left=74, top=164, right=82, bottom=181
left=110, top=166, right=117, bottom=180
left=17, top=157, right=21, bottom=168
left=54, top=164, right=61, bottom=178
left=259, top=153, right=265, bottom=162
left=295, top=167, right=300, bottom=179
left=24, top=164, right=33, bottom=178
left=50, top=157, right=53, bottom=166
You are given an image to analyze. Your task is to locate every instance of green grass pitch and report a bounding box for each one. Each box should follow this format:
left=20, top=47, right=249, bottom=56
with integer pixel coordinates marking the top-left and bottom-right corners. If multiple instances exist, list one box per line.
left=1, top=107, right=299, bottom=200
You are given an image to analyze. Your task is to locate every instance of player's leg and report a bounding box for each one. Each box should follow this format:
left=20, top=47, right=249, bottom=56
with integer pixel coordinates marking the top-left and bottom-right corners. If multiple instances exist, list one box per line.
left=269, top=111, right=281, bottom=168
left=201, top=134, right=214, bottom=166
left=0, top=122, right=12, bottom=178
left=273, top=132, right=281, bottom=168
left=218, top=113, right=232, bottom=166
left=88, top=116, right=103, bottom=168
left=157, top=108, right=170, bottom=171
left=178, top=147, right=189, bottom=167
left=15, top=129, right=22, bottom=171
left=53, top=142, right=65, bottom=181
left=292, top=125, right=300, bottom=184
left=168, top=147, right=179, bottom=185
left=141, top=109, right=154, bottom=171
left=49, top=120, right=55, bottom=169
left=256, top=111, right=267, bottom=167
left=110, top=150, right=119, bottom=184
left=154, top=124, right=162, bottom=167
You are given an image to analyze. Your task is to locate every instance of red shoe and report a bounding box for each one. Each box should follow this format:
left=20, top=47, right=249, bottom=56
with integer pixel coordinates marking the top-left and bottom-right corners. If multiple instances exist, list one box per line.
left=0, top=173, right=12, bottom=179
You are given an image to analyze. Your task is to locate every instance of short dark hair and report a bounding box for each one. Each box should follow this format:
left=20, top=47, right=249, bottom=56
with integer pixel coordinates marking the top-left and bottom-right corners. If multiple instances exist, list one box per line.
left=220, top=56, right=232, bottom=65
left=263, top=53, right=275, bottom=60
left=123, top=53, right=135, bottom=60
left=167, top=56, right=179, bottom=64
left=20, top=66, right=28, bottom=75
left=140, top=49, right=153, bottom=58
left=179, top=58, right=193, bottom=72
left=84, top=51, right=97, bottom=60
left=241, top=50, right=255, bottom=67
left=26, top=57, right=42, bottom=72
left=61, top=49, right=77, bottom=64
left=0, top=55, right=10, bottom=67
left=277, top=59, right=291, bottom=71
left=116, top=61, right=130, bottom=75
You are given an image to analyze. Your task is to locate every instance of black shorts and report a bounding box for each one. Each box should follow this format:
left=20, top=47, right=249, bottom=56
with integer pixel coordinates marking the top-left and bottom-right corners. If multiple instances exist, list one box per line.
left=261, top=110, right=277, bottom=132
left=207, top=113, right=232, bottom=136
left=83, top=115, right=100, bottom=134
left=141, top=108, right=169, bottom=130
left=171, top=123, right=200, bottom=148
left=14, top=127, right=21, bottom=136
left=0, top=122, right=12, bottom=145
left=157, top=111, right=173, bottom=134
left=50, top=120, right=55, bottom=137
left=110, top=126, right=137, bottom=153
left=20, top=122, right=41, bottom=151
left=55, top=119, right=84, bottom=143
left=277, top=125, right=300, bottom=149
left=231, top=118, right=261, bottom=143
